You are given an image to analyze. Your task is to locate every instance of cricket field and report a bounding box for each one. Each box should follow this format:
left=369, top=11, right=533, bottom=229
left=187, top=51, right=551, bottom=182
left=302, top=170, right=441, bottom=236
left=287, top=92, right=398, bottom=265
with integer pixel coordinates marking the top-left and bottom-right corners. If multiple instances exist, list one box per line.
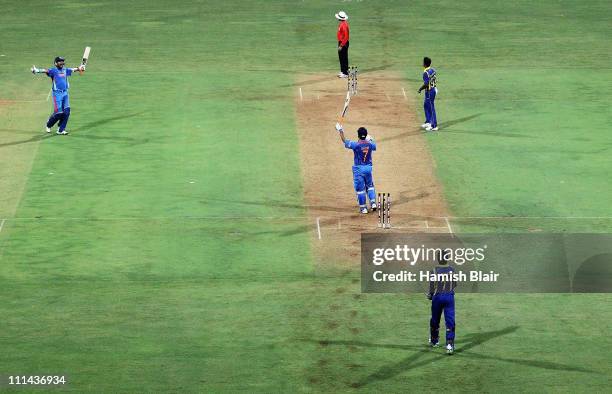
left=0, top=0, right=610, bottom=392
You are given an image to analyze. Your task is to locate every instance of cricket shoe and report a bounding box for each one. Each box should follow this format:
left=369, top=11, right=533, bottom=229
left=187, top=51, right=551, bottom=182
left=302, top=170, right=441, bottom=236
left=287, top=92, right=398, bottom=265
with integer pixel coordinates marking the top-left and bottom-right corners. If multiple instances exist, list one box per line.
left=429, top=339, right=439, bottom=348
left=421, top=123, right=431, bottom=129
left=338, top=73, right=348, bottom=78
left=360, top=207, right=368, bottom=214
left=45, top=126, right=51, bottom=133
left=371, top=203, right=378, bottom=211
left=446, top=344, right=454, bottom=355
left=425, top=125, right=436, bottom=132
left=431, top=127, right=439, bottom=132
left=56, top=130, right=68, bottom=135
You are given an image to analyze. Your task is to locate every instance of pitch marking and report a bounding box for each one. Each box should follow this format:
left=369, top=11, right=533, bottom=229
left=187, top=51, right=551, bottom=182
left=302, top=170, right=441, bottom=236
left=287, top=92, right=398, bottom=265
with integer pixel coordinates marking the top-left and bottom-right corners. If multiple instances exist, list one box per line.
left=316, top=217, right=322, bottom=240
left=0, top=219, right=5, bottom=234
left=444, top=217, right=453, bottom=234
left=402, top=88, right=407, bottom=100
left=299, top=87, right=303, bottom=101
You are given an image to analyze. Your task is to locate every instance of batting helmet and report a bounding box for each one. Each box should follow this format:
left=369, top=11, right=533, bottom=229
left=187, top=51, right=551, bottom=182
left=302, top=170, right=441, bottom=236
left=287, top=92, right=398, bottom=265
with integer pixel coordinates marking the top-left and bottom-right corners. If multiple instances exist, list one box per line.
left=54, top=56, right=65, bottom=63
left=357, top=127, right=368, bottom=140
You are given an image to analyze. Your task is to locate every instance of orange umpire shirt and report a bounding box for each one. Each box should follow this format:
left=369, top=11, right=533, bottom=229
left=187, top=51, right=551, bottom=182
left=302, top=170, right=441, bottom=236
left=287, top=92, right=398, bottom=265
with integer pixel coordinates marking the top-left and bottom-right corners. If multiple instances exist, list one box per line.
left=337, top=20, right=349, bottom=46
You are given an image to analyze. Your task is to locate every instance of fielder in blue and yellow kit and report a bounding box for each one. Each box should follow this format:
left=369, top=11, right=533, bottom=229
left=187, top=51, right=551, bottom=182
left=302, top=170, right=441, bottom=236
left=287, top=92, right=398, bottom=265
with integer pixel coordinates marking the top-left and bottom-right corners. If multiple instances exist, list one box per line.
left=335, top=123, right=378, bottom=214
left=31, top=56, right=85, bottom=135
left=428, top=253, right=456, bottom=354
left=418, top=57, right=438, bottom=132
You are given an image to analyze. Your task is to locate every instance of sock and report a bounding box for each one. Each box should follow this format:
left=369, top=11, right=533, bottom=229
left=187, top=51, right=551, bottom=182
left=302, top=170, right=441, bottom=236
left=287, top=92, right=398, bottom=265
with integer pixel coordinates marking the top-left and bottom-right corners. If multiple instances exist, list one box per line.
left=357, top=191, right=366, bottom=207
left=367, top=187, right=376, bottom=205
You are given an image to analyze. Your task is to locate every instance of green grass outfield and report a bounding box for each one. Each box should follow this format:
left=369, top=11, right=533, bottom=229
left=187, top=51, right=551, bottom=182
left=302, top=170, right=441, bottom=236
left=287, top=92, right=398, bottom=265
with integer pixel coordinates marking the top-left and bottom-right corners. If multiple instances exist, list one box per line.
left=1, top=0, right=611, bottom=391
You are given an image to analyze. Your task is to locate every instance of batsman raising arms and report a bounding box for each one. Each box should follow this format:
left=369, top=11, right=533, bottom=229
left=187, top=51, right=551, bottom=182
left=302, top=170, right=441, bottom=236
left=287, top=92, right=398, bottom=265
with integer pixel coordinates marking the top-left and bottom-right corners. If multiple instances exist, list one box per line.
left=335, top=123, right=378, bottom=214
left=31, top=51, right=88, bottom=135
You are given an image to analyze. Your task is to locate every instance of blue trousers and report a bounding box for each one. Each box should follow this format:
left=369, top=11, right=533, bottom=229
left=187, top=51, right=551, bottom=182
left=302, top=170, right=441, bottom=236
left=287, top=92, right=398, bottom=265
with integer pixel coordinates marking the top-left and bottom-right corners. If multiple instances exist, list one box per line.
left=352, top=165, right=376, bottom=208
left=430, top=293, right=455, bottom=344
left=423, top=88, right=437, bottom=128
left=47, top=91, right=71, bottom=131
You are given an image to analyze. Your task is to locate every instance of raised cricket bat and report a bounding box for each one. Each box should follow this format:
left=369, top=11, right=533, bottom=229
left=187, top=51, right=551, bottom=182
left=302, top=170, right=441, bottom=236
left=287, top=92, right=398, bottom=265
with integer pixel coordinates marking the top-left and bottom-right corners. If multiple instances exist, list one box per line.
left=79, top=46, right=91, bottom=74
left=339, top=90, right=351, bottom=122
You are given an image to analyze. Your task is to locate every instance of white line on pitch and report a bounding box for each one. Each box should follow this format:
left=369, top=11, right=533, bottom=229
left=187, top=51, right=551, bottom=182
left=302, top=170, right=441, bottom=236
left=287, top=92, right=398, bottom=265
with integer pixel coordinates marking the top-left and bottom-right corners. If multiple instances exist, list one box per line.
left=46, top=89, right=51, bottom=101
left=316, top=217, right=322, bottom=240
left=402, top=88, right=407, bottom=100
left=299, top=87, right=303, bottom=101
left=444, top=217, right=453, bottom=234
left=0, top=219, right=5, bottom=233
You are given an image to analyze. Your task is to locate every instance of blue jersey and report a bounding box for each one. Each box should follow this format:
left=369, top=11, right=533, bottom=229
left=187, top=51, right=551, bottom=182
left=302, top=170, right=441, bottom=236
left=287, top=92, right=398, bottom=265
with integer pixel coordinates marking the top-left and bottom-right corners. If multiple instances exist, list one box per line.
left=345, top=139, right=376, bottom=166
left=47, top=67, right=73, bottom=91
left=429, top=265, right=456, bottom=295
left=423, top=67, right=437, bottom=90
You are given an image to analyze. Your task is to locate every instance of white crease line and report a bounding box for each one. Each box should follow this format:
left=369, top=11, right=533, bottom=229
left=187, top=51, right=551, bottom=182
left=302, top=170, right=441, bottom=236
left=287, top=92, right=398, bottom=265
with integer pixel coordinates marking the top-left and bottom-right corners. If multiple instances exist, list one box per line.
left=444, top=217, right=453, bottom=234
left=299, top=87, right=303, bottom=101
left=46, top=89, right=51, bottom=101
left=402, top=88, right=407, bottom=100
left=425, top=220, right=429, bottom=229
left=0, top=219, right=5, bottom=233
left=316, top=217, right=322, bottom=240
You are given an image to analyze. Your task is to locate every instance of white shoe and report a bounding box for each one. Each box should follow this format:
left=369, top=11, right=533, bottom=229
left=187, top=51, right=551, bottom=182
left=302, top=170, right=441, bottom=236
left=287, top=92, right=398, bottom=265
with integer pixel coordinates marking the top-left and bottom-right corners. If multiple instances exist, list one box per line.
left=431, top=127, right=439, bottom=131
left=371, top=203, right=378, bottom=211
left=45, top=127, right=51, bottom=133
left=429, top=339, right=439, bottom=347
left=360, top=207, right=368, bottom=214
left=338, top=73, right=348, bottom=78
left=446, top=344, right=454, bottom=354
left=421, top=123, right=430, bottom=129
left=56, top=130, right=68, bottom=135
left=425, top=125, right=433, bottom=131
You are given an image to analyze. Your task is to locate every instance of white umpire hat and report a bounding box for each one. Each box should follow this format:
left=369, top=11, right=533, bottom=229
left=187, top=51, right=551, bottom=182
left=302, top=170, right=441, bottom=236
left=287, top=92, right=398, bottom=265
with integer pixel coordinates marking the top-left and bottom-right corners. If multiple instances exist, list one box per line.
left=335, top=11, right=348, bottom=20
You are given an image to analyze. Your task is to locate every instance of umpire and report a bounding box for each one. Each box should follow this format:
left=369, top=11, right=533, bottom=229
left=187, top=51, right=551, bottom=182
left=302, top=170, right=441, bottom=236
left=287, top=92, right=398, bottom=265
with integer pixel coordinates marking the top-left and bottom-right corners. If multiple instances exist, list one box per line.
left=428, top=252, right=457, bottom=354
left=335, top=11, right=350, bottom=78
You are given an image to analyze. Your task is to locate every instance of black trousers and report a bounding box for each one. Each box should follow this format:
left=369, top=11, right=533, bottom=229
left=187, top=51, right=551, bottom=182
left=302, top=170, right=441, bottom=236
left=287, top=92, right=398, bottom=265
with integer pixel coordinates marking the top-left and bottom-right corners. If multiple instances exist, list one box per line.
left=338, top=41, right=349, bottom=74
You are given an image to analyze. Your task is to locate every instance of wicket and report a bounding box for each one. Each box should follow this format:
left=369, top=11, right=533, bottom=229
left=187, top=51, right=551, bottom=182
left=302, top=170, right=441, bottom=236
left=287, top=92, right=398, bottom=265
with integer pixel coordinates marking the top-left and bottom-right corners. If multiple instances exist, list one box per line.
left=348, top=66, right=358, bottom=96
left=377, top=192, right=391, bottom=228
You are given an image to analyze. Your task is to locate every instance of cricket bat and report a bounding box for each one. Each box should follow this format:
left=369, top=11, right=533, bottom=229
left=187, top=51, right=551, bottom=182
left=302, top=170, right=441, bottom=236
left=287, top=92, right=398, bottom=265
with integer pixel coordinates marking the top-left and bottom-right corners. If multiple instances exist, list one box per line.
left=80, top=46, right=91, bottom=74
left=339, top=90, right=351, bottom=122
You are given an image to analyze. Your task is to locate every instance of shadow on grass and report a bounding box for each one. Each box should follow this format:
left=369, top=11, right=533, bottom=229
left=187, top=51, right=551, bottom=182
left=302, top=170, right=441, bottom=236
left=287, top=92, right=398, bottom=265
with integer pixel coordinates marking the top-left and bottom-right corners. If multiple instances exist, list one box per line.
left=307, top=326, right=594, bottom=388
left=378, top=113, right=483, bottom=143
left=0, top=133, right=55, bottom=148
left=0, top=112, right=151, bottom=148
left=208, top=188, right=430, bottom=237
left=281, top=64, right=395, bottom=88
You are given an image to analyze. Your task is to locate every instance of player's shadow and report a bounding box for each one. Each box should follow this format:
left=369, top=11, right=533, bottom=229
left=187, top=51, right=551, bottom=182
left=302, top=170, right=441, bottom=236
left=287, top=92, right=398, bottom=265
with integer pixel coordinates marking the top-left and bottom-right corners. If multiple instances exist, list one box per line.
left=0, top=133, right=54, bottom=148
left=71, top=112, right=145, bottom=133
left=281, top=64, right=394, bottom=88
left=209, top=188, right=430, bottom=237
left=378, top=113, right=483, bottom=143
left=308, top=325, right=594, bottom=388
left=0, top=112, right=148, bottom=148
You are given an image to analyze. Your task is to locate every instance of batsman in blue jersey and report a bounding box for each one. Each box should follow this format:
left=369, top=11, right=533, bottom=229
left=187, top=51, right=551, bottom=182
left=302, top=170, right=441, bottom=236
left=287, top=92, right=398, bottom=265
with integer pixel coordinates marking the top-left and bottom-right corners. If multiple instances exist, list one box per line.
left=335, top=122, right=378, bottom=214
left=428, top=252, right=456, bottom=354
left=31, top=56, right=85, bottom=135
left=418, top=57, right=438, bottom=132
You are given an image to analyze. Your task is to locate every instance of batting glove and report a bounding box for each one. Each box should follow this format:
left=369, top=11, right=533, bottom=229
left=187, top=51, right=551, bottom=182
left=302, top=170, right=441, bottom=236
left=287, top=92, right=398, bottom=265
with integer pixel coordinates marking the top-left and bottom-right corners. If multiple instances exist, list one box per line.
left=31, top=66, right=39, bottom=74
left=335, top=123, right=343, bottom=132
left=365, top=135, right=372, bottom=141
left=78, top=65, right=86, bottom=71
